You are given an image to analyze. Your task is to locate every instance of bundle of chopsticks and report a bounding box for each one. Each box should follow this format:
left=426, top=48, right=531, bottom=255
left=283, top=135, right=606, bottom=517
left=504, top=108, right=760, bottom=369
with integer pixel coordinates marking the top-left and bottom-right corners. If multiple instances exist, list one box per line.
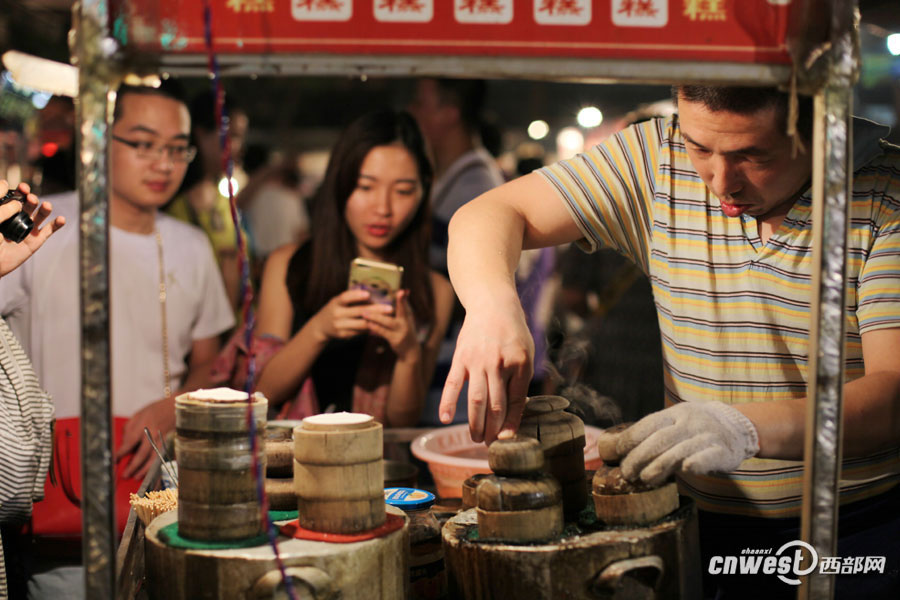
left=129, top=488, right=178, bottom=526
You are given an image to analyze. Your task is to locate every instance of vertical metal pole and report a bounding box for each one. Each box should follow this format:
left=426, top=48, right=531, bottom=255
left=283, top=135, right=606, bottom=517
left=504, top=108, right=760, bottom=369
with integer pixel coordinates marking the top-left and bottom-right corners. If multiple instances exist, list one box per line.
left=799, top=1, right=857, bottom=598
left=73, top=1, right=117, bottom=597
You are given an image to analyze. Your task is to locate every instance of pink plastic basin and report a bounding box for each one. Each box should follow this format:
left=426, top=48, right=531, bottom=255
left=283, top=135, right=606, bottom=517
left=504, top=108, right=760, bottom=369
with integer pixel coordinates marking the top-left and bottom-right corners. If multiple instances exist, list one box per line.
left=410, top=424, right=604, bottom=499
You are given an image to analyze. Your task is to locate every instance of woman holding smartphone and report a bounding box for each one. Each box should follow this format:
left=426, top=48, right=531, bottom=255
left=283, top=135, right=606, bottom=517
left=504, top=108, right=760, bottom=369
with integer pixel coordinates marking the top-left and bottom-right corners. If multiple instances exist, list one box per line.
left=255, top=109, right=455, bottom=427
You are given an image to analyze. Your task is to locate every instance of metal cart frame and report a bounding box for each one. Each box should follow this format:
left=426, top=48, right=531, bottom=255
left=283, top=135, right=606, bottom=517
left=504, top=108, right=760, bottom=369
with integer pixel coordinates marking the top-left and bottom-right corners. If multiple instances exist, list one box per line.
left=71, top=2, right=858, bottom=598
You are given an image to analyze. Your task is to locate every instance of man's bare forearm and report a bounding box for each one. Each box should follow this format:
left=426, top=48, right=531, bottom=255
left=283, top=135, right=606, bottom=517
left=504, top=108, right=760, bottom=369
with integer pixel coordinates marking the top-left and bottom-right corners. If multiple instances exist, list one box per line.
left=736, top=371, right=900, bottom=460
left=447, top=195, right=525, bottom=312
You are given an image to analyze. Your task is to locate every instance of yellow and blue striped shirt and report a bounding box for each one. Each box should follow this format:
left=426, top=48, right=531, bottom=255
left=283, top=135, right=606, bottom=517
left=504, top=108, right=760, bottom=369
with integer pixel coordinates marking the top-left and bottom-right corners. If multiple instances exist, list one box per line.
left=540, top=115, right=900, bottom=518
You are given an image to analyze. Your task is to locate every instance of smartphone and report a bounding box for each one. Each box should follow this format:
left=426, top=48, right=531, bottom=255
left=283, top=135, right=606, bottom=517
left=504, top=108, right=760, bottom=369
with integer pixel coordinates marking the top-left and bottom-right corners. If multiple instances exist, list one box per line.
left=348, top=257, right=404, bottom=306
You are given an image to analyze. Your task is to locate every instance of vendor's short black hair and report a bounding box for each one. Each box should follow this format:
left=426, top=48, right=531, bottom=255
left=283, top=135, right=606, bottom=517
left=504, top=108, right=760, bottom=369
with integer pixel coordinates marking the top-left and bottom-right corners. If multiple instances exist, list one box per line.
left=673, top=85, right=813, bottom=141
left=113, top=80, right=188, bottom=122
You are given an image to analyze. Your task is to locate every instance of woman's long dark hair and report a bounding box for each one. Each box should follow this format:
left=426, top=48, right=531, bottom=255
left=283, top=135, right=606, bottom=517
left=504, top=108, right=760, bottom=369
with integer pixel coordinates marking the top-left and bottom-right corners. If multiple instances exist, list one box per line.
left=302, top=109, right=435, bottom=328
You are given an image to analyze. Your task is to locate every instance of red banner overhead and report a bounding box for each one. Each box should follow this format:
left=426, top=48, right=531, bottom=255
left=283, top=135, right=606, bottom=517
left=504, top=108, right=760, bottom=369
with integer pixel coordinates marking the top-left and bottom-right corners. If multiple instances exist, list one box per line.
left=111, top=0, right=795, bottom=65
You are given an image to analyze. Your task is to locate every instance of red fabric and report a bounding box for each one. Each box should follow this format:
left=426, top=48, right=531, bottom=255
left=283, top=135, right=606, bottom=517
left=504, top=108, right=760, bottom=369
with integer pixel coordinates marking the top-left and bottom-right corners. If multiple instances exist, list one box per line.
left=278, top=512, right=405, bottom=543
left=28, top=416, right=142, bottom=539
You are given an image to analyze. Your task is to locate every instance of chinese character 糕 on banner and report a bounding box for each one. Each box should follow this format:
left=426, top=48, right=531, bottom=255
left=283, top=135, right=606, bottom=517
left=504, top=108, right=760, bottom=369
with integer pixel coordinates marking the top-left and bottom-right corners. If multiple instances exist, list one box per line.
left=375, top=0, right=433, bottom=21
left=292, top=0, right=352, bottom=21
left=455, top=0, right=513, bottom=24
left=612, top=0, right=667, bottom=27
left=535, top=0, right=591, bottom=25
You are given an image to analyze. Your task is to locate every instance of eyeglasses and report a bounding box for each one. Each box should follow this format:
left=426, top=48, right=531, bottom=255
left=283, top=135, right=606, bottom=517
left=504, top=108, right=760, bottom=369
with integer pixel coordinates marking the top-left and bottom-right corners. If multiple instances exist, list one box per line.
left=112, top=135, right=197, bottom=164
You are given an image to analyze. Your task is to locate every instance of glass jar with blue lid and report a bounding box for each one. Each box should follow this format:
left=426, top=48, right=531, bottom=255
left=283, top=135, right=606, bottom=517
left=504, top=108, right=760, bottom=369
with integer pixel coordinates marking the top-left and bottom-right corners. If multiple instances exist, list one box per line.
left=384, top=487, right=447, bottom=599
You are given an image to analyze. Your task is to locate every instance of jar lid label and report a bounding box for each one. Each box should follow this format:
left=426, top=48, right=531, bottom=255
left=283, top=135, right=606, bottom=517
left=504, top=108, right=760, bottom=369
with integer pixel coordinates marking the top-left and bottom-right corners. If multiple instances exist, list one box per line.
left=384, top=487, right=435, bottom=509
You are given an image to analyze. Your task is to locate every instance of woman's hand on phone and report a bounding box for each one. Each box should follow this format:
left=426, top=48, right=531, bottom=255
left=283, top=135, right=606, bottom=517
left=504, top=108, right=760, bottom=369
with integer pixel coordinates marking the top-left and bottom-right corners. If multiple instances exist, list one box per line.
left=311, top=288, right=372, bottom=342
left=363, top=290, right=419, bottom=359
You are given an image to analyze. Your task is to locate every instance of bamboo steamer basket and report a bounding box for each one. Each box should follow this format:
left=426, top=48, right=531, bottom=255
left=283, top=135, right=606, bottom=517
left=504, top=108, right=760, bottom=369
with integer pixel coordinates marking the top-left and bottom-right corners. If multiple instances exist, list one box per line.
left=265, top=477, right=297, bottom=511
left=294, top=412, right=385, bottom=533
left=144, top=507, right=408, bottom=600
left=265, top=426, right=295, bottom=478
left=175, top=388, right=267, bottom=541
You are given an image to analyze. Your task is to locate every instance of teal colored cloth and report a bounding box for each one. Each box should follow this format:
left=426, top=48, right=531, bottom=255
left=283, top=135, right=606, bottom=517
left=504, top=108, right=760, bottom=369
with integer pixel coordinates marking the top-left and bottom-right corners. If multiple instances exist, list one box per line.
left=160, top=522, right=269, bottom=549
left=269, top=509, right=299, bottom=522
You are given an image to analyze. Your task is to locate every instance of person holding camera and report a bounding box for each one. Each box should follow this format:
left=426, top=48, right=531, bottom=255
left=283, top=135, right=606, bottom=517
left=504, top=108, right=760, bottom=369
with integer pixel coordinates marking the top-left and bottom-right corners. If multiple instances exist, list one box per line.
left=254, top=109, right=455, bottom=427
left=0, top=181, right=65, bottom=600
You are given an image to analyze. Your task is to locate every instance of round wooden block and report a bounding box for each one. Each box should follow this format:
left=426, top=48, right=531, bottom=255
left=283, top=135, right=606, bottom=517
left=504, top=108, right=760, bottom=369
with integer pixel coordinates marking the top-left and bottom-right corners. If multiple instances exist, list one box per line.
left=178, top=500, right=263, bottom=541
left=293, top=421, right=382, bottom=465
left=521, top=395, right=570, bottom=417
left=265, top=477, right=297, bottom=511
left=476, top=475, right=561, bottom=512
left=178, top=467, right=258, bottom=504
left=293, top=458, right=384, bottom=499
left=476, top=503, right=563, bottom=542
left=265, top=439, right=293, bottom=477
left=488, top=437, right=544, bottom=475
left=592, top=482, right=679, bottom=526
left=298, top=496, right=386, bottom=534
left=462, top=474, right=490, bottom=510
left=596, top=423, right=631, bottom=464
left=145, top=508, right=408, bottom=600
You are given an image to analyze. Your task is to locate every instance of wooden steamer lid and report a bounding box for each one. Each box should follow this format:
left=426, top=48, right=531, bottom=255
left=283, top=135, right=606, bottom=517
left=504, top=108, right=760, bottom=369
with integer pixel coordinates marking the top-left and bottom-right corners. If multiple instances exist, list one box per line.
left=294, top=412, right=385, bottom=534
left=175, top=388, right=267, bottom=433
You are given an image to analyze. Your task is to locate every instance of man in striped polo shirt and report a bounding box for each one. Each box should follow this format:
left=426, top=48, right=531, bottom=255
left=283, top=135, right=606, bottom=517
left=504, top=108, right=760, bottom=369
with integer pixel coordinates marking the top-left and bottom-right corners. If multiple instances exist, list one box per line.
left=439, top=86, right=900, bottom=597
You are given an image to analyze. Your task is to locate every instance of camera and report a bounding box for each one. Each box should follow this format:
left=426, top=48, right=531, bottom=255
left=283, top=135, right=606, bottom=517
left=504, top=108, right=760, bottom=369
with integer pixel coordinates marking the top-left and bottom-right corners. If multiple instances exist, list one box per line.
left=0, top=190, right=34, bottom=243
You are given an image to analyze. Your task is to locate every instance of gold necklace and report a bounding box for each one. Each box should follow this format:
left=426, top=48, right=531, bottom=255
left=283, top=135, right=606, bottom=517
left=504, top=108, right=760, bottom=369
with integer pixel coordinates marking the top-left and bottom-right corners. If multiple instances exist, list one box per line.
left=155, top=228, right=172, bottom=398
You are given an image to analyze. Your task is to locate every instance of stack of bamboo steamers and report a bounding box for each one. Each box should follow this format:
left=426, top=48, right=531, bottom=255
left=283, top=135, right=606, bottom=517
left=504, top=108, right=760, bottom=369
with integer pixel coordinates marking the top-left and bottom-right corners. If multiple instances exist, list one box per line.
left=174, top=388, right=386, bottom=541
left=175, top=388, right=269, bottom=540
left=294, top=412, right=385, bottom=533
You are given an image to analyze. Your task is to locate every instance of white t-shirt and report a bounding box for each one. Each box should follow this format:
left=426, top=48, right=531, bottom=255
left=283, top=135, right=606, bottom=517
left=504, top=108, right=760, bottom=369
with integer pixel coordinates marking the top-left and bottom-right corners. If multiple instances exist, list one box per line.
left=0, top=191, right=235, bottom=419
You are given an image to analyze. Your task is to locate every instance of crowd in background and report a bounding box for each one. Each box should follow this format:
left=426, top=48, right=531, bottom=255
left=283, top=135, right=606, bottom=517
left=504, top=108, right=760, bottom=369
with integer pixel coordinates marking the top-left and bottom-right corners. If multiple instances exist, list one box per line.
left=0, top=77, right=666, bottom=599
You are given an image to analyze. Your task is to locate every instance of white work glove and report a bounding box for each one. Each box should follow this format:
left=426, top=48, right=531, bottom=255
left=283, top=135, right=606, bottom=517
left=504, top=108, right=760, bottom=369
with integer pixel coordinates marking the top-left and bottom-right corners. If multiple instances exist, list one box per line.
left=599, top=401, right=760, bottom=487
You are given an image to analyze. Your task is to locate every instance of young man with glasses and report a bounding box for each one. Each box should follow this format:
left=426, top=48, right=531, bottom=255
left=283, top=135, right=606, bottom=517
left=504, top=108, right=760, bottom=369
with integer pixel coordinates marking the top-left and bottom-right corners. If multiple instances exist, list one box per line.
left=0, top=82, right=234, bottom=599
